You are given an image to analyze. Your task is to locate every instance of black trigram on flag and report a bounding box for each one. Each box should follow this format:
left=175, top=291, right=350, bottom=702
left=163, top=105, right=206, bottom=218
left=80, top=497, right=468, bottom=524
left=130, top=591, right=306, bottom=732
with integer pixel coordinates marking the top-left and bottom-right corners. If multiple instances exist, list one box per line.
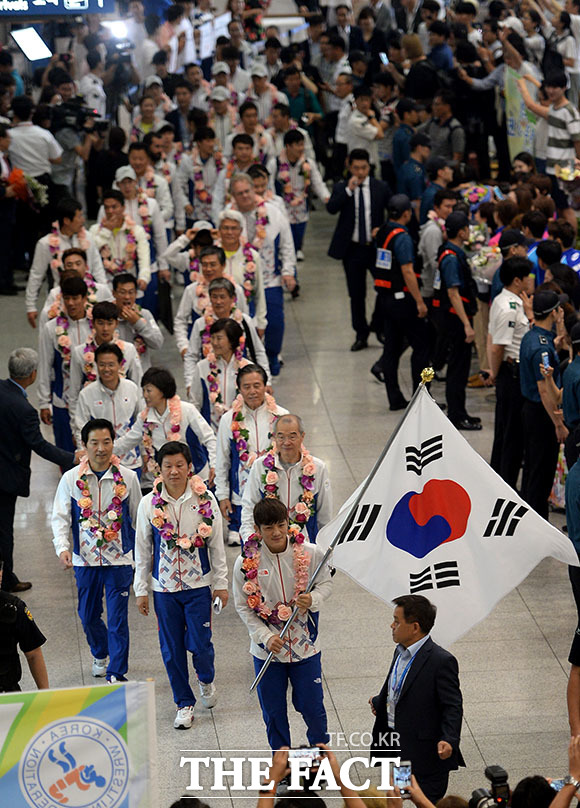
left=483, top=498, right=528, bottom=537
left=336, top=503, right=382, bottom=547
left=409, top=561, right=460, bottom=594
left=405, top=435, right=443, bottom=475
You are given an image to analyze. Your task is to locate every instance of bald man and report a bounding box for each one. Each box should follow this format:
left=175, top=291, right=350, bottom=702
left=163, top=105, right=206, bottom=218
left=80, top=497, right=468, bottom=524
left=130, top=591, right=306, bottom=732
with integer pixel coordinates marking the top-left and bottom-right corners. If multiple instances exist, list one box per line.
left=240, top=413, right=332, bottom=542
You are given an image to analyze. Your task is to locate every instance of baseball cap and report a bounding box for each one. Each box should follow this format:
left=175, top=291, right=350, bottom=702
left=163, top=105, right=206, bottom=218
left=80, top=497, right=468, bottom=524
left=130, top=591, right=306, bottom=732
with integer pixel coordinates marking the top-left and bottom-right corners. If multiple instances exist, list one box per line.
left=571, top=322, right=580, bottom=344
left=396, top=98, right=417, bottom=116
left=251, top=63, right=268, bottom=78
left=532, top=289, right=568, bottom=316
left=388, top=194, right=412, bottom=218
left=145, top=75, right=163, bottom=88
left=498, top=229, right=527, bottom=251
left=115, top=166, right=137, bottom=183
left=211, top=61, right=229, bottom=76
left=193, top=220, right=213, bottom=232
left=445, top=211, right=469, bottom=238
left=499, top=16, right=525, bottom=37
left=210, top=86, right=230, bottom=102
left=410, top=132, right=431, bottom=150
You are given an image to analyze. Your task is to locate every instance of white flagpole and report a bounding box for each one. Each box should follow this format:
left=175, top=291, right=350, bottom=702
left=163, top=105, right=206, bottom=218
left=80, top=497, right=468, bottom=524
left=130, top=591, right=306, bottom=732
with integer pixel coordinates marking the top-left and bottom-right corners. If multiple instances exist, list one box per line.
left=249, top=368, right=435, bottom=692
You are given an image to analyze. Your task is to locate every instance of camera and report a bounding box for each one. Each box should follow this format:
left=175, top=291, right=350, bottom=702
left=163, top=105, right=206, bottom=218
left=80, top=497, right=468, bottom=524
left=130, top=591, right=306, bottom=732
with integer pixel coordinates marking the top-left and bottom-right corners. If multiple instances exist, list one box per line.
left=112, top=38, right=135, bottom=65
left=51, top=98, right=105, bottom=133
left=469, top=766, right=509, bottom=808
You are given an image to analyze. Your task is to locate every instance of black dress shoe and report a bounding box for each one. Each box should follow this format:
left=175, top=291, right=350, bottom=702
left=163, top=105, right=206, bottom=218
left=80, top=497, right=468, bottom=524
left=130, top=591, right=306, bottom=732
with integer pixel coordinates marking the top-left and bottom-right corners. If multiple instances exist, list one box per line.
left=10, top=581, right=32, bottom=592
left=453, top=419, right=482, bottom=431
left=389, top=397, right=409, bottom=411
left=466, top=414, right=482, bottom=424
left=350, top=339, right=368, bottom=352
left=370, top=362, right=384, bottom=383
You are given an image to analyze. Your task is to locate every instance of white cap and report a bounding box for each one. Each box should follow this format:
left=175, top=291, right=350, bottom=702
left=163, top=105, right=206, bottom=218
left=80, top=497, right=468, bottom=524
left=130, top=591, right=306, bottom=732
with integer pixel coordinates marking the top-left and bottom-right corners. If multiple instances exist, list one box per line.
left=210, top=86, right=230, bottom=102
left=145, top=75, right=163, bottom=87
left=192, top=220, right=213, bottom=232
left=115, top=166, right=137, bottom=182
left=498, top=16, right=525, bottom=38
left=211, top=61, right=229, bottom=76
left=251, top=63, right=268, bottom=78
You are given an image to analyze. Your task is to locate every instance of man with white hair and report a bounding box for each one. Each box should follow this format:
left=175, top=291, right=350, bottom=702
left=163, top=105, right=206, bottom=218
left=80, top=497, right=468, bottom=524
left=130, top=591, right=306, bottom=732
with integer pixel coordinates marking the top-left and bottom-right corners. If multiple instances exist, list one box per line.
left=228, top=173, right=296, bottom=376
left=217, top=209, right=268, bottom=335
left=0, top=348, right=77, bottom=593
left=245, top=63, right=287, bottom=126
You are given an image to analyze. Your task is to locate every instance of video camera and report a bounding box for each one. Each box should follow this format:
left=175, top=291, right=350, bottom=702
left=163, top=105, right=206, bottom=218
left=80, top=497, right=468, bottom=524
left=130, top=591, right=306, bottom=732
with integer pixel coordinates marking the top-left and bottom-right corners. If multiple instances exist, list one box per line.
left=469, top=766, right=510, bottom=808
left=50, top=99, right=108, bottom=135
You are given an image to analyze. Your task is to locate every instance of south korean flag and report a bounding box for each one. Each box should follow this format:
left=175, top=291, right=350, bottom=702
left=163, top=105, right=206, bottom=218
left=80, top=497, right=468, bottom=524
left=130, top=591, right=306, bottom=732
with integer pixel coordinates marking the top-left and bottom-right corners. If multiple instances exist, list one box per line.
left=317, top=386, right=578, bottom=647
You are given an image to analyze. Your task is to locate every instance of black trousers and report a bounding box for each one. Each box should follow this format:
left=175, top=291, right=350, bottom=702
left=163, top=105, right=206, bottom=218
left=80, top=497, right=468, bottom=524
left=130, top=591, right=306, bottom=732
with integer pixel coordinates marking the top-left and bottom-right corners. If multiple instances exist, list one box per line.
left=0, top=492, right=17, bottom=591
left=521, top=400, right=560, bottom=520
left=415, top=770, right=450, bottom=804
left=379, top=294, right=431, bottom=406
left=435, top=312, right=472, bottom=424
left=490, top=362, right=524, bottom=488
left=342, top=243, right=380, bottom=341
left=0, top=200, right=16, bottom=290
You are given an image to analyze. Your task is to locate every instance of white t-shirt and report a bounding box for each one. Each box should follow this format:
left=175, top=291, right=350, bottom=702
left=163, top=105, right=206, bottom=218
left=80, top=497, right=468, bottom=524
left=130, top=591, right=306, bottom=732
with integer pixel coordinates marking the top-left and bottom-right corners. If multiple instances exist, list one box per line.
left=8, top=122, right=63, bottom=177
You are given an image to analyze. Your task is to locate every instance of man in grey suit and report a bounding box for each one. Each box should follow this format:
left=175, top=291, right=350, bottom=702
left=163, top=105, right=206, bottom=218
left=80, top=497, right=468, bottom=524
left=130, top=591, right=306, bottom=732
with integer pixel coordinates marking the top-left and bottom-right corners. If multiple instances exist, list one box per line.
left=0, top=348, right=78, bottom=592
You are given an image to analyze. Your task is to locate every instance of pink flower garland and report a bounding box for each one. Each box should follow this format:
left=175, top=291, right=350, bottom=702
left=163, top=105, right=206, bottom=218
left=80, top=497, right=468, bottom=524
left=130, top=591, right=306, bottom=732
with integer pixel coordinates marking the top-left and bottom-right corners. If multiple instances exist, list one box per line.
left=47, top=272, right=97, bottom=322
left=82, top=336, right=127, bottom=384
left=206, top=347, right=248, bottom=419
left=48, top=222, right=90, bottom=273
left=137, top=188, right=152, bottom=236
left=241, top=525, right=310, bottom=626
left=76, top=455, right=127, bottom=547
left=277, top=149, right=311, bottom=207
left=191, top=147, right=225, bottom=206
left=141, top=395, right=183, bottom=474
left=151, top=473, right=213, bottom=550
left=230, top=196, right=268, bottom=251
left=261, top=447, right=316, bottom=526
left=99, top=216, right=138, bottom=276
left=201, top=304, right=244, bottom=357
left=230, top=392, right=279, bottom=465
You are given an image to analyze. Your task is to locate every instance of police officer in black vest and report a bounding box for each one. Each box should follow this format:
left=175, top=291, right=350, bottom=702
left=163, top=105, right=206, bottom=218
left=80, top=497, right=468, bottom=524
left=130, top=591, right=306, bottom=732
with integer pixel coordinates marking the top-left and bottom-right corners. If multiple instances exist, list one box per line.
left=373, top=194, right=431, bottom=410
left=0, top=555, right=48, bottom=692
left=433, top=211, right=481, bottom=430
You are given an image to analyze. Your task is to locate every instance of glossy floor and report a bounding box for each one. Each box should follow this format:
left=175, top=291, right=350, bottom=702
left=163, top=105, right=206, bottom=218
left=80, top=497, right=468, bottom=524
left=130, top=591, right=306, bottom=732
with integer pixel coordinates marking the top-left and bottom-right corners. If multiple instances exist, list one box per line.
left=4, top=207, right=574, bottom=806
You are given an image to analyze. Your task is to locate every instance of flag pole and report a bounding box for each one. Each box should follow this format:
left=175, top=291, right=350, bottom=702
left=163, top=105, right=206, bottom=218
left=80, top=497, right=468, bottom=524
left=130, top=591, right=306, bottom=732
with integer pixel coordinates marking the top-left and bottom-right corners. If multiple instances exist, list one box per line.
left=249, top=368, right=435, bottom=692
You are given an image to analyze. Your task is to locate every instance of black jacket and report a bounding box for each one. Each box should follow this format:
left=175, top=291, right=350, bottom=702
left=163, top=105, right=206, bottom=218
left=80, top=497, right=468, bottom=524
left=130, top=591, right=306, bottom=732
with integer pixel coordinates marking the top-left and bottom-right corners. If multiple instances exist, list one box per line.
left=0, top=379, right=74, bottom=497
left=327, top=177, right=391, bottom=259
left=164, top=108, right=189, bottom=145
left=371, top=637, right=465, bottom=776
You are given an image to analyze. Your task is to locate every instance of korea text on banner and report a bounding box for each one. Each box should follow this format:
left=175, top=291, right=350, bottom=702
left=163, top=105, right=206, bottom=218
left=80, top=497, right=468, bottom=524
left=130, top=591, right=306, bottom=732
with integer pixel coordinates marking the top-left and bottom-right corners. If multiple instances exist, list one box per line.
left=505, top=66, right=537, bottom=162
left=317, top=386, right=578, bottom=647
left=0, top=681, right=157, bottom=808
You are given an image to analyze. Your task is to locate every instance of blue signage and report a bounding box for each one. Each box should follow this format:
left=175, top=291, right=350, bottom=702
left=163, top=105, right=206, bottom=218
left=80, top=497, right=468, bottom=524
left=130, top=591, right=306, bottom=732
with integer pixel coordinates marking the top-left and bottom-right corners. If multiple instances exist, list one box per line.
left=0, top=0, right=115, bottom=15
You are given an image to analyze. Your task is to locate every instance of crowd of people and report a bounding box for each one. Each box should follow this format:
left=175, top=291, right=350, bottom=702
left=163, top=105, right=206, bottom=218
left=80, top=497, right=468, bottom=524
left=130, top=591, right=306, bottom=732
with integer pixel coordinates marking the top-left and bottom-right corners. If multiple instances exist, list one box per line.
left=5, top=0, right=580, bottom=803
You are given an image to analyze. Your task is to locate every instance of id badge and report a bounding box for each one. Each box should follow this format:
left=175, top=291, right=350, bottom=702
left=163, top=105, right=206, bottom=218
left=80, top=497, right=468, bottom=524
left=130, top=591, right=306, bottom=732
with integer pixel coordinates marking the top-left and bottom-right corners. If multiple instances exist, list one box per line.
left=376, top=248, right=392, bottom=270
left=387, top=699, right=395, bottom=727
left=433, top=269, right=441, bottom=291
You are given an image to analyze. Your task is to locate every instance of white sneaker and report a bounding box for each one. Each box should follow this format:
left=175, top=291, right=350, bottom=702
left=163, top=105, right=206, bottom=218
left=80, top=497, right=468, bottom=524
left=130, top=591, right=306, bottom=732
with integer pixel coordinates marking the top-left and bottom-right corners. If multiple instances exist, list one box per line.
left=106, top=675, right=128, bottom=684
left=297, top=249, right=305, bottom=261
left=228, top=530, right=241, bottom=546
left=199, top=681, right=217, bottom=708
left=174, top=705, right=195, bottom=729
left=92, top=657, right=107, bottom=678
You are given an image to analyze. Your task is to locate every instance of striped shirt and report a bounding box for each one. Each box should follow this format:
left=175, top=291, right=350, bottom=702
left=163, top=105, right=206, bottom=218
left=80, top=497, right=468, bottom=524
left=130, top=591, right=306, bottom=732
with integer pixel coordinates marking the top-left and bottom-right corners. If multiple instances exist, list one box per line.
left=546, top=101, right=580, bottom=175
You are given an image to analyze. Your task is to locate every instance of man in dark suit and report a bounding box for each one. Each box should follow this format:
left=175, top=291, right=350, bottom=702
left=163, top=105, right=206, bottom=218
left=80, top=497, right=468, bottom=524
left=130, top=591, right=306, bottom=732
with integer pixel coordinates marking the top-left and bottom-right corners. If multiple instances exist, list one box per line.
left=370, top=594, right=464, bottom=803
left=0, top=348, right=77, bottom=593
left=327, top=148, right=391, bottom=351
left=329, top=4, right=365, bottom=54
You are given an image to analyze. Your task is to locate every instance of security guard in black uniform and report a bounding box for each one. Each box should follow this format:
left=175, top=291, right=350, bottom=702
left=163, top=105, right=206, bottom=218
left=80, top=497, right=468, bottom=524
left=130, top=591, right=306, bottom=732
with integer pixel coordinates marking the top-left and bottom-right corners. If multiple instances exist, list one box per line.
left=0, top=557, right=48, bottom=692
left=373, top=194, right=430, bottom=410
left=519, top=289, right=569, bottom=519
left=432, top=211, right=481, bottom=430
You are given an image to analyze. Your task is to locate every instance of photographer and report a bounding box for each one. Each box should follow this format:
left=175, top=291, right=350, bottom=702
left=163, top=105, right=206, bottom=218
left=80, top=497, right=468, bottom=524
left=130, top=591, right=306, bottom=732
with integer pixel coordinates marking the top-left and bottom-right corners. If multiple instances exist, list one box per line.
left=256, top=746, right=369, bottom=807
left=50, top=71, right=97, bottom=197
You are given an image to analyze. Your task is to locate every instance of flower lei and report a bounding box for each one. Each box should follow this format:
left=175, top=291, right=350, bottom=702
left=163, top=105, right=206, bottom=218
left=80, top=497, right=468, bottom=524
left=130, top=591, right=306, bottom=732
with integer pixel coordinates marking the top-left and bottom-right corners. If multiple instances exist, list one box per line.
left=48, top=222, right=90, bottom=273
left=261, top=447, right=316, bottom=527
left=191, top=147, right=225, bottom=205
left=240, top=241, right=258, bottom=301
left=76, top=456, right=127, bottom=547
left=241, top=525, right=310, bottom=626
left=230, top=392, right=279, bottom=465
left=201, top=304, right=244, bottom=357
left=230, top=196, right=268, bottom=251
left=150, top=473, right=214, bottom=550
left=209, top=103, right=238, bottom=133
left=83, top=336, right=127, bottom=384
left=137, top=188, right=152, bottom=236
left=278, top=149, right=311, bottom=207
left=143, top=166, right=158, bottom=198
left=427, top=209, right=446, bottom=235
left=54, top=315, right=73, bottom=367
left=189, top=253, right=200, bottom=284
left=234, top=123, right=268, bottom=163
left=141, top=395, right=182, bottom=474
left=99, top=216, right=138, bottom=275
left=47, top=272, right=97, bottom=321
left=206, top=347, right=248, bottom=418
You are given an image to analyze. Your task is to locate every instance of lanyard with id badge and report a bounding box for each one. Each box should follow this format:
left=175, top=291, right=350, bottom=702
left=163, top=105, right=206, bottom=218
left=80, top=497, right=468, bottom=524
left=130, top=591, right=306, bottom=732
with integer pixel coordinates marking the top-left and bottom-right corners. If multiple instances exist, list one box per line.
left=376, top=247, right=392, bottom=271
left=387, top=651, right=417, bottom=727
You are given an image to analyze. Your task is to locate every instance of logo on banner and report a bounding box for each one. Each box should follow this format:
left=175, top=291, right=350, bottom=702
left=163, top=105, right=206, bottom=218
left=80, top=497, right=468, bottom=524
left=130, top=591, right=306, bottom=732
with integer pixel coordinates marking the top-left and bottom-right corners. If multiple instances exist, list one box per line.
left=386, top=479, right=471, bottom=559
left=19, top=717, right=130, bottom=808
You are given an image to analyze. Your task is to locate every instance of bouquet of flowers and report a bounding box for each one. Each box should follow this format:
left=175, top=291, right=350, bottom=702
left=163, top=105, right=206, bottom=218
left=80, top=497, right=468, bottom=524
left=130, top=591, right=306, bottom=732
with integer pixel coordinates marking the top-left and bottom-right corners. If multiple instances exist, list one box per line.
left=469, top=245, right=502, bottom=284
left=464, top=223, right=487, bottom=252
left=5, top=168, right=48, bottom=210
left=461, top=184, right=493, bottom=214
left=555, top=164, right=580, bottom=209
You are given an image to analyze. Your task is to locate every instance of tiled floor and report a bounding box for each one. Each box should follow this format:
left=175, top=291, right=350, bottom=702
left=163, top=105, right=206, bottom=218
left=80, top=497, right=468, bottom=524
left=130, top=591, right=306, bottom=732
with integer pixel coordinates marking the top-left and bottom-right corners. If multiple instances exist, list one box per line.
left=4, top=207, right=576, bottom=806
